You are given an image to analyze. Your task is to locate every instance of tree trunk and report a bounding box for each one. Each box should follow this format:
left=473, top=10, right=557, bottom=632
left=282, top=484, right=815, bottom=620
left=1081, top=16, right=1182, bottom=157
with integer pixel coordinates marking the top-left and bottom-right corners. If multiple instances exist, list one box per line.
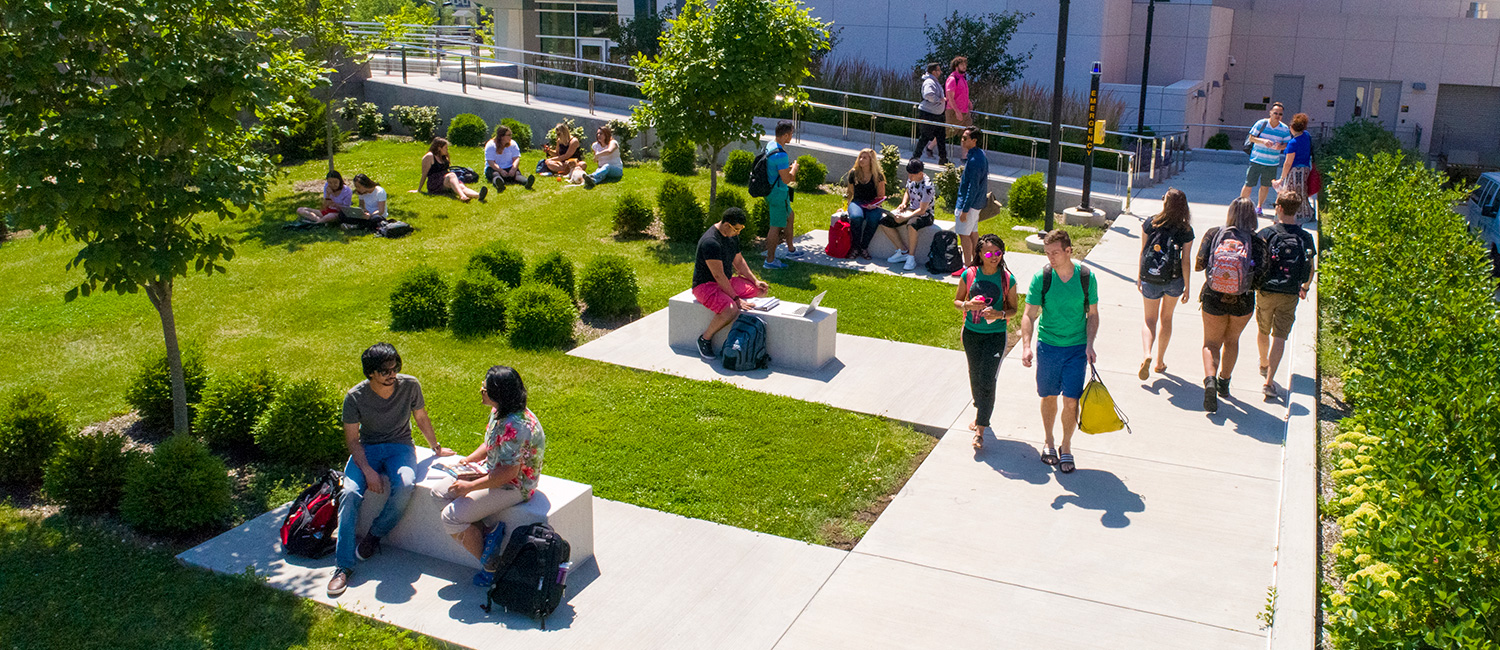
left=707, top=143, right=723, bottom=214
left=325, top=95, right=338, bottom=174
left=145, top=280, right=189, bottom=434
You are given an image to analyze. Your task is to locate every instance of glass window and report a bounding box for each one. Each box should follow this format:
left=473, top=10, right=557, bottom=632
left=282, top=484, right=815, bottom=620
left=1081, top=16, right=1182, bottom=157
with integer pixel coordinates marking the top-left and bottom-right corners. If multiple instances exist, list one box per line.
left=1468, top=2, right=1489, bottom=18
left=538, top=11, right=575, bottom=37
left=1371, top=87, right=1382, bottom=119
left=539, top=37, right=575, bottom=56
left=538, top=2, right=575, bottom=10
left=1353, top=86, right=1365, bottom=118
left=577, top=12, right=615, bottom=38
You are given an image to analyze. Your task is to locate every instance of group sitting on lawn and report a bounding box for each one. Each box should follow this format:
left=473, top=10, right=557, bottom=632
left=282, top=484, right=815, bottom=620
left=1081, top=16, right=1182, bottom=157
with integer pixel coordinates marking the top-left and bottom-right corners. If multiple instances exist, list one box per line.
left=327, top=343, right=546, bottom=598
left=287, top=170, right=388, bottom=230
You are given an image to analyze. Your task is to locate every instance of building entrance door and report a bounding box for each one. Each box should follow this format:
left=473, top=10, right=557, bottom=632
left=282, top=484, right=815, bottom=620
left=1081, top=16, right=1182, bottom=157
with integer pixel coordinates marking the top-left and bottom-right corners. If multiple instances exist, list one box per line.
left=1336, top=79, right=1401, bottom=131
left=578, top=38, right=608, bottom=62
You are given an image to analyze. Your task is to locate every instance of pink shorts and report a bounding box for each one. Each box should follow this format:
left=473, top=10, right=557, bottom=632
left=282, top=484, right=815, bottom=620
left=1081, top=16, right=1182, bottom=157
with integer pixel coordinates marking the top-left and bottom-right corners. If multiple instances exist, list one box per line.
left=692, top=278, right=760, bottom=314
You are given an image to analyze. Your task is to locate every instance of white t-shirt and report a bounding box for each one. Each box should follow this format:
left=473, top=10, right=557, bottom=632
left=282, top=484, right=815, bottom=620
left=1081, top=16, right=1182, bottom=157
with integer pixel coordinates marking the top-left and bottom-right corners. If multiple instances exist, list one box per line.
left=484, top=139, right=521, bottom=171
left=592, top=139, right=623, bottom=168
left=359, top=186, right=388, bottom=219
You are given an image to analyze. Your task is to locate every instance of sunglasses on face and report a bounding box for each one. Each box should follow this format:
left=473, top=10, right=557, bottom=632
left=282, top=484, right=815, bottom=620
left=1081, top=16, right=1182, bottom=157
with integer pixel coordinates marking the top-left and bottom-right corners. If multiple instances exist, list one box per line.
left=375, top=365, right=400, bottom=377
left=982, top=250, right=1003, bottom=259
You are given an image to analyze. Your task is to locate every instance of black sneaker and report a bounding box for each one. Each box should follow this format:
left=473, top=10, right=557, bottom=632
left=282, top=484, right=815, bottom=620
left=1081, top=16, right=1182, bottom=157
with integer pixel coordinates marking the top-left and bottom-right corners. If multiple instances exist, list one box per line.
left=494, top=180, right=506, bottom=194
left=355, top=535, right=381, bottom=561
left=327, top=568, right=352, bottom=597
left=696, top=336, right=714, bottom=359
left=524, top=174, right=536, bottom=190
left=1203, top=377, right=1219, bottom=413
left=583, top=173, right=596, bottom=189
left=478, top=186, right=489, bottom=202
left=1217, top=376, right=1231, bottom=398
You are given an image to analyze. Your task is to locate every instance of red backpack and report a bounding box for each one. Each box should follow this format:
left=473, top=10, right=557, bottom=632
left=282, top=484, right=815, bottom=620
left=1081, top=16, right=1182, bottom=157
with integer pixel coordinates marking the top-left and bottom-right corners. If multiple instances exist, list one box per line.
left=280, top=469, right=343, bottom=558
left=825, top=218, right=852, bottom=259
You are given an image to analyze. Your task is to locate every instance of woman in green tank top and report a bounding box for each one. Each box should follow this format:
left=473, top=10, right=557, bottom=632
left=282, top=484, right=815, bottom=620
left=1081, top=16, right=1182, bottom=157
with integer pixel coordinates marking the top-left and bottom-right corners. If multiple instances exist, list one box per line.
left=953, top=233, right=1020, bottom=449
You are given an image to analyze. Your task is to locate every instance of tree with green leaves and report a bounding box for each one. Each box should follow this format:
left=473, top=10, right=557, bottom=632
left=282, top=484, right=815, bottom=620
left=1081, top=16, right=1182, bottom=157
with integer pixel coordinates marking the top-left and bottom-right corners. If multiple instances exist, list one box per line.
left=919, top=10, right=1033, bottom=87
left=0, top=0, right=323, bottom=434
left=607, top=5, right=675, bottom=64
left=632, top=0, right=831, bottom=210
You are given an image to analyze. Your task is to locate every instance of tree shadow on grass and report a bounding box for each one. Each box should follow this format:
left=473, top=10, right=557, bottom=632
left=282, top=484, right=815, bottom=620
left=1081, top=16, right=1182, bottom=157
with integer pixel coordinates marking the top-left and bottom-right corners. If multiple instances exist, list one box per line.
left=648, top=240, right=696, bottom=266
left=0, top=510, right=316, bottom=649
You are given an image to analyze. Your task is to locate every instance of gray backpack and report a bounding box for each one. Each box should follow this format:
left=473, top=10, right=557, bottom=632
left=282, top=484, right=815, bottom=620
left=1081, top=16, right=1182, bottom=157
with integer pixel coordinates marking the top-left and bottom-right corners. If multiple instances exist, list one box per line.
left=721, top=314, right=770, bottom=371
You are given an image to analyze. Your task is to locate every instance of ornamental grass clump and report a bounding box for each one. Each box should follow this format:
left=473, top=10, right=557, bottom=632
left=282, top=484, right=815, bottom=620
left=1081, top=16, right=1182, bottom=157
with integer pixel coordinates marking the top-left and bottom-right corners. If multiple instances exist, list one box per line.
left=1318, top=152, right=1500, bottom=649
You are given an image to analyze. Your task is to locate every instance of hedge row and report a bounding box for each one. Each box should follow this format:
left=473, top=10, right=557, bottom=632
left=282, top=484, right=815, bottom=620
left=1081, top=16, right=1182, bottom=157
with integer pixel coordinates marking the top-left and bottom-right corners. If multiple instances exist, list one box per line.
left=1320, top=152, right=1500, bottom=648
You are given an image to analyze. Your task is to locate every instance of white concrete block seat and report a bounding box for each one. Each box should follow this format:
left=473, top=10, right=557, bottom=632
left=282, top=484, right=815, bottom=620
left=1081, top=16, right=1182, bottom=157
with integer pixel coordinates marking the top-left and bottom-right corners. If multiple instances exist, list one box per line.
left=355, top=446, right=594, bottom=569
left=666, top=289, right=837, bottom=372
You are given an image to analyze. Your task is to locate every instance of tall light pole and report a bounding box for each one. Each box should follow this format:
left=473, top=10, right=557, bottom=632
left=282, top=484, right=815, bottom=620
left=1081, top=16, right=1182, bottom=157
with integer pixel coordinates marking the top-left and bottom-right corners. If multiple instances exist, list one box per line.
left=1136, top=0, right=1157, bottom=134
left=1044, top=0, right=1071, bottom=233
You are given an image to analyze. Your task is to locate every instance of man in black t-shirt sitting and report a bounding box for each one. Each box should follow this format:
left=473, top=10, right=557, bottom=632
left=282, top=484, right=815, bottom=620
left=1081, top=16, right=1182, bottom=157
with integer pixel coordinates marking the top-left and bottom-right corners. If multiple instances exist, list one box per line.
left=690, top=208, right=769, bottom=358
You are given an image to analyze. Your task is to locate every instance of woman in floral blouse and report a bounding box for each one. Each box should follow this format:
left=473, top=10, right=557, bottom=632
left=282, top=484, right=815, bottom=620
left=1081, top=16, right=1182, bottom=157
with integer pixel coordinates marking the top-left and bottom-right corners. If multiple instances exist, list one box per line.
left=439, top=365, right=547, bottom=564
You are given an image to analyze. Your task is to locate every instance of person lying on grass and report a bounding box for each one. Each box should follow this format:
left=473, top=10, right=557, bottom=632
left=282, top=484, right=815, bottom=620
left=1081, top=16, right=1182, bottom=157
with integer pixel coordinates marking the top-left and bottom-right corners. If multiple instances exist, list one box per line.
left=436, top=365, right=547, bottom=586
left=412, top=137, right=485, bottom=202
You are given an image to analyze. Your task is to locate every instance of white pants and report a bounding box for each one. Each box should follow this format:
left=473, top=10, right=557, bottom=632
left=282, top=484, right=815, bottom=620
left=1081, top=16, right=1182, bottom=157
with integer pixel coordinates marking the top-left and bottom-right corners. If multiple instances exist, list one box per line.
left=953, top=208, right=981, bottom=236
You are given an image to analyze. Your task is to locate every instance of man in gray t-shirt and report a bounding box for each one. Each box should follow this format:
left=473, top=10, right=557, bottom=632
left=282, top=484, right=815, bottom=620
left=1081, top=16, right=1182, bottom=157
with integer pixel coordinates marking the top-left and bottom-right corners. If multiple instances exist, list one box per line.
left=328, top=343, right=454, bottom=598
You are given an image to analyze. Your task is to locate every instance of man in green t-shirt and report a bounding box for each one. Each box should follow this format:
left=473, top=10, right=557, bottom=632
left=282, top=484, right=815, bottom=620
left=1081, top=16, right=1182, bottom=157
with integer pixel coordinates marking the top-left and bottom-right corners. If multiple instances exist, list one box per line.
left=1020, top=230, right=1100, bottom=474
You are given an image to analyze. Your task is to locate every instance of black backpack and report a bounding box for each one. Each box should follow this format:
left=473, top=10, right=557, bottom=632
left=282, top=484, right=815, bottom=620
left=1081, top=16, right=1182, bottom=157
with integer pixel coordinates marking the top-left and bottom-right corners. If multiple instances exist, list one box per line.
left=748, top=145, right=779, bottom=198
left=450, top=165, right=480, bottom=184
left=482, top=523, right=571, bottom=629
left=1139, top=225, right=1184, bottom=284
left=721, top=313, right=771, bottom=371
left=376, top=220, right=412, bottom=238
left=1261, top=224, right=1312, bottom=293
left=925, top=230, right=963, bottom=275
left=1040, top=264, right=1092, bottom=312
left=280, top=469, right=343, bottom=559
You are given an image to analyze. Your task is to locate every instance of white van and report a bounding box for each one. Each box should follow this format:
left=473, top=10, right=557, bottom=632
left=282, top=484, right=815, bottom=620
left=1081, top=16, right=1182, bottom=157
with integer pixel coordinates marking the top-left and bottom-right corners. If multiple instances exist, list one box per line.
left=1466, top=172, right=1500, bottom=265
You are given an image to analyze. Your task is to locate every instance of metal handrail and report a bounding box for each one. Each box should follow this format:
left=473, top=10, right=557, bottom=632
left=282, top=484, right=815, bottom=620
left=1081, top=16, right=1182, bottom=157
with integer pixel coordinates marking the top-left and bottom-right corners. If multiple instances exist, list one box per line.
left=373, top=41, right=643, bottom=90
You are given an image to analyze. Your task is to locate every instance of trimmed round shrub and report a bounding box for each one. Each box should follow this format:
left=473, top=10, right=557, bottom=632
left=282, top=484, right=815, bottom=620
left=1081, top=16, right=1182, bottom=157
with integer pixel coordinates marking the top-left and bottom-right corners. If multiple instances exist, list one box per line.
left=389, top=265, right=451, bottom=331
left=710, top=186, right=747, bottom=221
left=501, top=118, right=533, bottom=152
left=252, top=379, right=344, bottom=466
left=658, top=177, right=706, bottom=243
left=44, top=430, right=139, bottom=513
left=194, top=368, right=282, bottom=452
left=1008, top=172, right=1047, bottom=222
left=467, top=240, right=526, bottom=288
left=507, top=283, right=577, bottom=350
left=579, top=254, right=640, bottom=319
left=660, top=139, right=697, bottom=176
left=124, top=347, right=207, bottom=433
left=1203, top=133, right=1232, bottom=150
left=935, top=162, right=962, bottom=210
left=529, top=251, right=576, bottom=301
left=614, top=192, right=655, bottom=235
left=879, top=144, right=902, bottom=186
left=723, top=149, right=754, bottom=185
left=794, top=154, right=827, bottom=191
left=0, top=389, right=69, bottom=485
left=446, top=113, right=489, bottom=148
left=745, top=198, right=771, bottom=248
left=448, top=269, right=508, bottom=337
left=120, top=434, right=232, bottom=535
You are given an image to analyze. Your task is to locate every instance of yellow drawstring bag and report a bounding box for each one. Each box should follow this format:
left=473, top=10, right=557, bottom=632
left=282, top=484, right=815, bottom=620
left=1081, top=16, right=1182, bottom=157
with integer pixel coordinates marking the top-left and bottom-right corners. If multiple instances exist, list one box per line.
left=1079, top=364, right=1132, bottom=434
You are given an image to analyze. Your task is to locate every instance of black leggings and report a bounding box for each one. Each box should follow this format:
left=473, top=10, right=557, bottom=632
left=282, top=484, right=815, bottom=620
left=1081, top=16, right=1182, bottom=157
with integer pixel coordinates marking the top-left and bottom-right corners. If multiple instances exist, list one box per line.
left=914, top=110, right=948, bottom=162
left=963, top=328, right=1008, bottom=427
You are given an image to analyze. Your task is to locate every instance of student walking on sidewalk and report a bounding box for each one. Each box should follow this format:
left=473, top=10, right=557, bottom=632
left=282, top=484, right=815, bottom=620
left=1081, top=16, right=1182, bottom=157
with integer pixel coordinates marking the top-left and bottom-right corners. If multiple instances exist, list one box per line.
left=1020, top=230, right=1100, bottom=473
left=1137, top=188, right=1195, bottom=379
left=955, top=234, right=1020, bottom=449
left=1255, top=191, right=1318, bottom=400
left=1195, top=199, right=1267, bottom=413
left=913, top=62, right=948, bottom=165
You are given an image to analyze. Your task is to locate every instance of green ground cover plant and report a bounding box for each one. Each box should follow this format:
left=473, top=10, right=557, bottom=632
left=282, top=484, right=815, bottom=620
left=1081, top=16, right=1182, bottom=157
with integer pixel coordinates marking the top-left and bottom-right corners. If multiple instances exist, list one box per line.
left=0, top=504, right=453, bottom=650
left=1319, top=152, right=1500, bottom=648
left=0, top=140, right=943, bottom=546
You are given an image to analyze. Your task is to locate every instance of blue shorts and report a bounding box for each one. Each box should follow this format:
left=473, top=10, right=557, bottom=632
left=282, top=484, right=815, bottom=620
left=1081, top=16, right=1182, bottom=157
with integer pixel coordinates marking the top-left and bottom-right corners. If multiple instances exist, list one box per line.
left=1036, top=342, right=1088, bottom=399
left=1139, top=276, right=1185, bottom=300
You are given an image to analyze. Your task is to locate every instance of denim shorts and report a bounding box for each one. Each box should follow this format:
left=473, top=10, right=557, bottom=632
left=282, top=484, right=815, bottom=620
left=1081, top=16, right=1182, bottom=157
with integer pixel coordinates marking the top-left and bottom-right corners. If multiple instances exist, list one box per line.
left=1036, top=342, right=1088, bottom=399
left=1139, top=276, right=1185, bottom=300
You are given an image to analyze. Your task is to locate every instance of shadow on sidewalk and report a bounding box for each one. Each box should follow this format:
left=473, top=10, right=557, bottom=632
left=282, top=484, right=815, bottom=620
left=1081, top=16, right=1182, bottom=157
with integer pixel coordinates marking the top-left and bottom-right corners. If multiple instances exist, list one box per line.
left=1143, top=375, right=1286, bottom=445
left=973, top=436, right=1053, bottom=485
left=1052, top=469, right=1146, bottom=528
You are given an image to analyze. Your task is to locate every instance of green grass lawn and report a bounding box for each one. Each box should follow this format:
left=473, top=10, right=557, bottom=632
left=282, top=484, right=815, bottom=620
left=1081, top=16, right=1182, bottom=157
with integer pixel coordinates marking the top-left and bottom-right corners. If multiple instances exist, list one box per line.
left=0, top=505, right=455, bottom=650
left=0, top=139, right=938, bottom=546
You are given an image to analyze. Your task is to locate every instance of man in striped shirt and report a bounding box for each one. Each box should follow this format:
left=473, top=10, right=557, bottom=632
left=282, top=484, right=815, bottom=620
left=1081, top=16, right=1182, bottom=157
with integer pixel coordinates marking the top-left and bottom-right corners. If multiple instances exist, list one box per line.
left=1239, top=102, right=1291, bottom=214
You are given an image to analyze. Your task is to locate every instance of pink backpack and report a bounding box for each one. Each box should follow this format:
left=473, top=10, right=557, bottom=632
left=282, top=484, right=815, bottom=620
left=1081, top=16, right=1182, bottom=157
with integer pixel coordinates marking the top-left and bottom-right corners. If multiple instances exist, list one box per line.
left=1207, top=228, right=1254, bottom=294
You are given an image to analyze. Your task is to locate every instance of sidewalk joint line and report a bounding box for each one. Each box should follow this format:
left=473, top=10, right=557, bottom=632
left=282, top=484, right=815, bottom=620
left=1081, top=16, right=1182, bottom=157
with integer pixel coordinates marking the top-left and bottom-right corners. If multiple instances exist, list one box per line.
left=767, top=551, right=852, bottom=650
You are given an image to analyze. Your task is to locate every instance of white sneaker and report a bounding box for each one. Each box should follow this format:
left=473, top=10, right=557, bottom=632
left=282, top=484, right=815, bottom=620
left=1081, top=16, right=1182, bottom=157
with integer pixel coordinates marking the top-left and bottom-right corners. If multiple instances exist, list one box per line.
left=903, top=256, right=917, bottom=271
left=887, top=249, right=909, bottom=263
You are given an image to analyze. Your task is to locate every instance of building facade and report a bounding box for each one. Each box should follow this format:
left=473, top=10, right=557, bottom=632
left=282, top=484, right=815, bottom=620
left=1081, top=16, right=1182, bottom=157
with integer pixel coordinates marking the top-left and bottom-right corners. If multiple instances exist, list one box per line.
left=479, top=0, right=1500, bottom=161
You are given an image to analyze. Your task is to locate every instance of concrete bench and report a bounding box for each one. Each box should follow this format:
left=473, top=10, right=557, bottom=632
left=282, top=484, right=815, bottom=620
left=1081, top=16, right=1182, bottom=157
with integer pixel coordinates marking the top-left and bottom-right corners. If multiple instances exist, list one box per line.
left=666, top=289, right=837, bottom=372
left=860, top=216, right=953, bottom=267
left=355, top=446, right=594, bottom=570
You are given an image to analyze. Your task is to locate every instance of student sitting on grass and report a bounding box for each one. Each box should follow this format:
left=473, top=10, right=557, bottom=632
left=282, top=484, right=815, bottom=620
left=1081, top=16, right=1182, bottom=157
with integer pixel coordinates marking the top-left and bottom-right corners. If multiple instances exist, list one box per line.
left=413, top=137, right=485, bottom=202
left=540, top=123, right=584, bottom=176
left=581, top=124, right=624, bottom=189
left=291, top=170, right=353, bottom=227
left=339, top=174, right=388, bottom=229
left=483, top=125, right=535, bottom=192
left=878, top=158, right=936, bottom=272
left=437, top=365, right=546, bottom=585
left=692, top=208, right=770, bottom=358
